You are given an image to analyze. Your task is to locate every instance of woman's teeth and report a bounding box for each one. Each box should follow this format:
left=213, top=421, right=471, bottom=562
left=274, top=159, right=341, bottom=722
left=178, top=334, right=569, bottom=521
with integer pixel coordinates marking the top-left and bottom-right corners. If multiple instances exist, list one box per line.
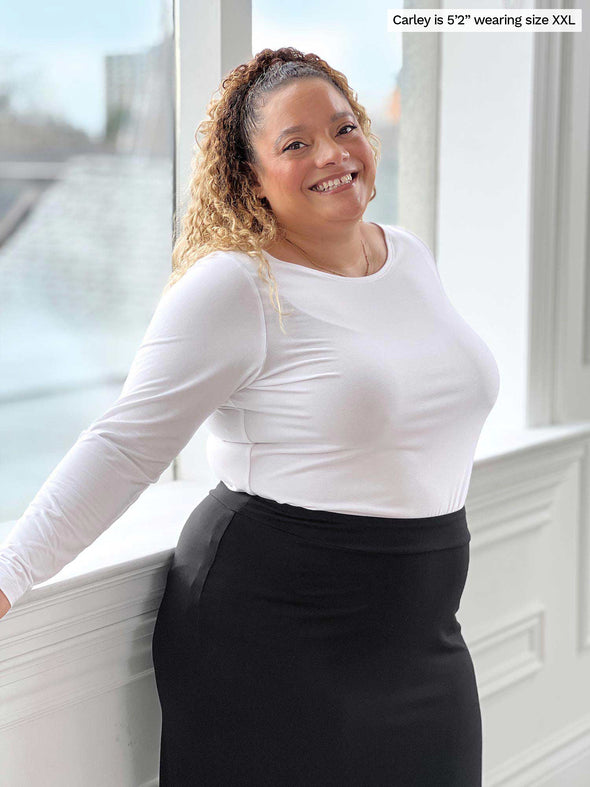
left=311, top=173, right=354, bottom=192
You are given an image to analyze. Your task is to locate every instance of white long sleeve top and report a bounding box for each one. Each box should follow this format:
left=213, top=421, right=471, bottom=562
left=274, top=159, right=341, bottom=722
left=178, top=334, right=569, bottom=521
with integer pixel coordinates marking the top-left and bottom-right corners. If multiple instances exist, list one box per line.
left=0, top=223, right=500, bottom=608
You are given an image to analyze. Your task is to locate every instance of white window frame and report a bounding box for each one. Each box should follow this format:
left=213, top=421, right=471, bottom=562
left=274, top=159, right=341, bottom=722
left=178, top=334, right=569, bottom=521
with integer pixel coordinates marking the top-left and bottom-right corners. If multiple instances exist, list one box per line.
left=529, top=0, right=590, bottom=424
left=172, top=0, right=253, bottom=481
left=399, top=0, right=441, bottom=255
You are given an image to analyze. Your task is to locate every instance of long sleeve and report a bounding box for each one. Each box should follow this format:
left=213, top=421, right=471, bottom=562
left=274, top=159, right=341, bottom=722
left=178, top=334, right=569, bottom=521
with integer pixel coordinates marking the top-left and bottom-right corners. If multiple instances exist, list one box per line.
left=0, top=253, right=266, bottom=609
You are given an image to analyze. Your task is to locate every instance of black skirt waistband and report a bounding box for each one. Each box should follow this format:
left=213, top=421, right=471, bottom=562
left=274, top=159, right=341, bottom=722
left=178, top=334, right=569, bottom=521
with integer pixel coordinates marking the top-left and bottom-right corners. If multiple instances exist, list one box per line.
left=208, top=481, right=470, bottom=555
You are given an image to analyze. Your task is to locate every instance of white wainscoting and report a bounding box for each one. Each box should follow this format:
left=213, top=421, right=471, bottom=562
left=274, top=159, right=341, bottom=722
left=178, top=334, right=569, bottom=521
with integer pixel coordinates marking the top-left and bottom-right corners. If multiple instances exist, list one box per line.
left=1, top=427, right=590, bottom=786
left=466, top=429, right=590, bottom=786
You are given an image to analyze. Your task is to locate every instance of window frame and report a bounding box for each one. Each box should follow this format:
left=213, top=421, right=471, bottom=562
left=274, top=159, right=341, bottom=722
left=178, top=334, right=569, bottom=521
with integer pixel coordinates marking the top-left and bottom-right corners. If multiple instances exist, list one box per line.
left=172, top=0, right=253, bottom=481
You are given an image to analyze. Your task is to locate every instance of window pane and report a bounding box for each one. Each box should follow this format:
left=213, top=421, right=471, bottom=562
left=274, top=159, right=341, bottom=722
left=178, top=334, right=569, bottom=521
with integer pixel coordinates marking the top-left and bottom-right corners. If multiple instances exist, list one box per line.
left=251, top=1, right=402, bottom=224
left=0, top=1, right=174, bottom=521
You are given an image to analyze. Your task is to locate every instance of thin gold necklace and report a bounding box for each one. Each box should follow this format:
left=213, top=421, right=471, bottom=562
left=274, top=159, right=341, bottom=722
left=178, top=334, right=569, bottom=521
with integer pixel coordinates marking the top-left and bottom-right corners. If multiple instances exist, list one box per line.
left=282, top=235, right=372, bottom=277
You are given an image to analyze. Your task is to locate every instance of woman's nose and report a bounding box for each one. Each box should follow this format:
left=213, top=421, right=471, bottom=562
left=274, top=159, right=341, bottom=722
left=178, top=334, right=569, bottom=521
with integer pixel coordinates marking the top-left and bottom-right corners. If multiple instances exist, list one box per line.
left=314, top=136, right=350, bottom=167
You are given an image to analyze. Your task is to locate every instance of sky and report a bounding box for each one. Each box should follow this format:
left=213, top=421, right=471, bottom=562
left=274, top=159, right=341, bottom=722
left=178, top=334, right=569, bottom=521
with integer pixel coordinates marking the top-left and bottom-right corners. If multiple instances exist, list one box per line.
left=0, top=0, right=402, bottom=136
left=252, top=0, right=403, bottom=118
left=0, top=0, right=169, bottom=136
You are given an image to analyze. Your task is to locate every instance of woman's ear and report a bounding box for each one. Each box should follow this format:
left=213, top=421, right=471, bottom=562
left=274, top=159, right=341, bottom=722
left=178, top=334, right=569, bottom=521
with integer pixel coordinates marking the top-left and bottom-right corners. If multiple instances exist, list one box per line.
left=246, top=161, right=265, bottom=201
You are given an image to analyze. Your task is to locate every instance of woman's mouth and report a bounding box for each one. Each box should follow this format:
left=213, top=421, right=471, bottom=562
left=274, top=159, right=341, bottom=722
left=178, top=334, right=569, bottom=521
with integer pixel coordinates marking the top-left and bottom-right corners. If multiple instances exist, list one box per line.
left=309, top=172, right=358, bottom=194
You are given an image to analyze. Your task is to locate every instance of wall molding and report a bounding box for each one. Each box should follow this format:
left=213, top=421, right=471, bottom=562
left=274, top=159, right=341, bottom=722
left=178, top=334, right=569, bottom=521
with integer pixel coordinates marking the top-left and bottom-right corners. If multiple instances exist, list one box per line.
left=467, top=603, right=545, bottom=701
left=0, top=560, right=167, bottom=731
left=468, top=438, right=583, bottom=550
left=485, top=712, right=590, bottom=787
left=577, top=440, right=590, bottom=652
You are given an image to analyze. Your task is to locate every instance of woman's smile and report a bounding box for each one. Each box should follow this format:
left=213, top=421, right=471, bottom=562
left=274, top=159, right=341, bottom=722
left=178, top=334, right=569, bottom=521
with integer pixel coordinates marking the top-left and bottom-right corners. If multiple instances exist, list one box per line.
left=309, top=172, right=359, bottom=194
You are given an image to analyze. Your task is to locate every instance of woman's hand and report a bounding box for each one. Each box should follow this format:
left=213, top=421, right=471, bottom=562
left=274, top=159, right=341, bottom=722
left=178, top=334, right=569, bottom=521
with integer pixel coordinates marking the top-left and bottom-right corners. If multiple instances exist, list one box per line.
left=0, top=589, right=12, bottom=620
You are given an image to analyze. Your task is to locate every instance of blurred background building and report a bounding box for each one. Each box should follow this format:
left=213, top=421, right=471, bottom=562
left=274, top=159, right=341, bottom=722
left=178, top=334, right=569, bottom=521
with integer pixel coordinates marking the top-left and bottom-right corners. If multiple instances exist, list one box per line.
left=0, top=16, right=174, bottom=520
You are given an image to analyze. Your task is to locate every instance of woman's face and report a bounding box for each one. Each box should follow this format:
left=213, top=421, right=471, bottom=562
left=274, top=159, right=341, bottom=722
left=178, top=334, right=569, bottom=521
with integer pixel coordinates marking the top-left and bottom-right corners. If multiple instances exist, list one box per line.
left=248, top=78, right=377, bottom=233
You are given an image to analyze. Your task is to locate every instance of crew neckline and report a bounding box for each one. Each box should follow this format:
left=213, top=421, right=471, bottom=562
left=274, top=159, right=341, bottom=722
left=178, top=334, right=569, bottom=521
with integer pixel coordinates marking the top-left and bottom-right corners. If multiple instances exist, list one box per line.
left=261, top=222, right=397, bottom=282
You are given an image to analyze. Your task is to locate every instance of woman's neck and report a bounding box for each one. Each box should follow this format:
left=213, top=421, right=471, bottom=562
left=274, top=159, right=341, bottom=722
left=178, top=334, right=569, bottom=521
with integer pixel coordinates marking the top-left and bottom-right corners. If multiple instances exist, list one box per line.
left=265, top=221, right=385, bottom=277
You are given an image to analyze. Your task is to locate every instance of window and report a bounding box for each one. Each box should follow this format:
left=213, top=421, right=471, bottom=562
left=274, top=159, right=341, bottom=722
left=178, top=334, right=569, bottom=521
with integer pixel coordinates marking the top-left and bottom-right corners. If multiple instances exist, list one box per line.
left=0, top=1, right=174, bottom=522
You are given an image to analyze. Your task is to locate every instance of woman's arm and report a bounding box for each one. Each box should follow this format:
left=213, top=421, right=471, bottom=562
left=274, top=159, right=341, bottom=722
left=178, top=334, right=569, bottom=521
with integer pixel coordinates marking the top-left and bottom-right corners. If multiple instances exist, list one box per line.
left=0, top=589, right=11, bottom=620
left=0, top=254, right=265, bottom=614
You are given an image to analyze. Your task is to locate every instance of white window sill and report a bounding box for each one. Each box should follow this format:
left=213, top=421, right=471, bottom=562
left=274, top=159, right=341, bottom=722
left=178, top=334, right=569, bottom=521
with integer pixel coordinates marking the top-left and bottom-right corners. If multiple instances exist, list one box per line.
left=4, top=421, right=590, bottom=611
left=474, top=421, right=590, bottom=462
left=0, top=480, right=212, bottom=611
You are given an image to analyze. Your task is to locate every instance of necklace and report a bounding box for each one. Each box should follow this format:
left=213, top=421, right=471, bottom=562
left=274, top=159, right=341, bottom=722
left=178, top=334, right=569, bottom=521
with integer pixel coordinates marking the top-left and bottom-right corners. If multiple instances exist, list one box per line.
left=282, top=234, right=372, bottom=277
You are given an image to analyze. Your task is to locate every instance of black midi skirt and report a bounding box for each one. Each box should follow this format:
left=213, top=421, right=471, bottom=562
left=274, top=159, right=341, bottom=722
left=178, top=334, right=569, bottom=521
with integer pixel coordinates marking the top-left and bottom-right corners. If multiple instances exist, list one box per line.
left=151, top=481, right=482, bottom=786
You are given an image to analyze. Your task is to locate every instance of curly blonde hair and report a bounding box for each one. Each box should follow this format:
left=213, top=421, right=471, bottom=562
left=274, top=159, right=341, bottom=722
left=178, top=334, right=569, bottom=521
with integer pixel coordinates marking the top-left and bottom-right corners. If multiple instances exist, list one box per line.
left=164, top=46, right=381, bottom=334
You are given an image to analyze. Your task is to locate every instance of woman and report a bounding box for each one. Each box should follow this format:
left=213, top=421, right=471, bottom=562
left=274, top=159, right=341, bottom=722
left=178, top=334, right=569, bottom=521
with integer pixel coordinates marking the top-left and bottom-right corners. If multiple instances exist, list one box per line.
left=0, top=48, right=500, bottom=785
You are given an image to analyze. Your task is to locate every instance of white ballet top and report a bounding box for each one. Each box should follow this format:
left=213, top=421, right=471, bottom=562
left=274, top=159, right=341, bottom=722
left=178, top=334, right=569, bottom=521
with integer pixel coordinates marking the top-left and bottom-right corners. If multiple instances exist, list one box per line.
left=0, top=224, right=500, bottom=607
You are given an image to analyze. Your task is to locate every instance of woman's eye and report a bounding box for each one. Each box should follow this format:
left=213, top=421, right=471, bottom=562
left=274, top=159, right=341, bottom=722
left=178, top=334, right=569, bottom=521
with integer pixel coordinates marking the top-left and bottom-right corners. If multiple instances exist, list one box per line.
left=283, top=124, right=357, bottom=153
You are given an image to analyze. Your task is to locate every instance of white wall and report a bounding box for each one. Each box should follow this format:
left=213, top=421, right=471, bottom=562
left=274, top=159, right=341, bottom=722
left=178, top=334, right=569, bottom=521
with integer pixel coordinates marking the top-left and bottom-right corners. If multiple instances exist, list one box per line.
left=438, top=0, right=535, bottom=434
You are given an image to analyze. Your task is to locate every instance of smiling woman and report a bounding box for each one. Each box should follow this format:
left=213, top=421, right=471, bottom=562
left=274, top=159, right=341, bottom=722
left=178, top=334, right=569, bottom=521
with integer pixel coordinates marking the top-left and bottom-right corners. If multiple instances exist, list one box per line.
left=0, top=46, right=498, bottom=787
left=165, top=47, right=383, bottom=327
left=147, top=47, right=496, bottom=786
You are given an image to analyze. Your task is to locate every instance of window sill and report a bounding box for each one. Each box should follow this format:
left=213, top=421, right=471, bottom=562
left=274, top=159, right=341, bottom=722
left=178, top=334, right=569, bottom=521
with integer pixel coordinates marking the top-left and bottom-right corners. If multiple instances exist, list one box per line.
left=0, top=480, right=212, bottom=613
left=475, top=420, right=590, bottom=464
